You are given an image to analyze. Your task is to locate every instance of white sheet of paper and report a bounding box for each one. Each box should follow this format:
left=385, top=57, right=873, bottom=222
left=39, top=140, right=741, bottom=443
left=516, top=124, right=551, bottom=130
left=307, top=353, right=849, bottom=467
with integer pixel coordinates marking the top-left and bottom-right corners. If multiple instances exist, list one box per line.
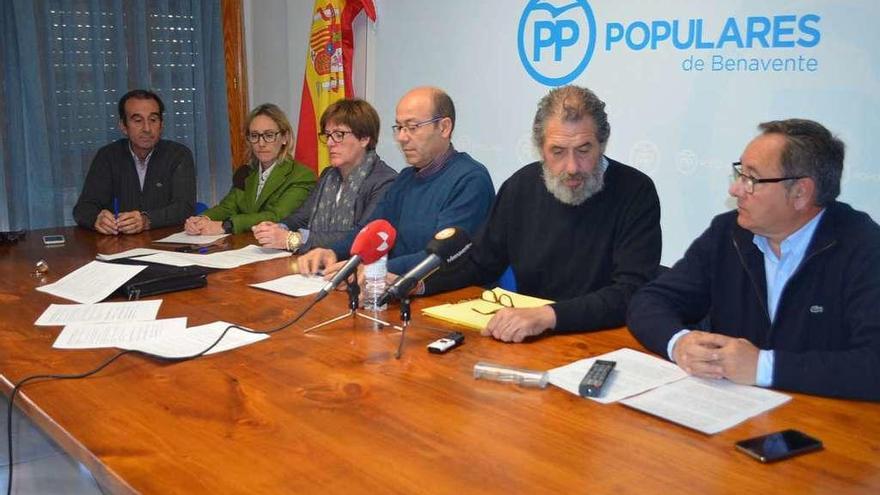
left=154, top=231, right=230, bottom=245
left=136, top=252, right=200, bottom=267
left=52, top=317, right=187, bottom=349
left=548, top=348, right=688, bottom=403
left=122, top=321, right=268, bottom=358
left=138, top=244, right=290, bottom=270
left=250, top=274, right=326, bottom=297
left=35, top=261, right=147, bottom=304
left=203, top=244, right=291, bottom=266
left=96, top=248, right=167, bottom=261
left=620, top=376, right=791, bottom=435
left=35, top=300, right=162, bottom=326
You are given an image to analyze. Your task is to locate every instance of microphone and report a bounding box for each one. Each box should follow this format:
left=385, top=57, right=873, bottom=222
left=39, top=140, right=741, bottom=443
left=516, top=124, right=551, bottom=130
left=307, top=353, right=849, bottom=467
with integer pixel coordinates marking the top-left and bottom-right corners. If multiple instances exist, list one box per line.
left=315, top=219, right=397, bottom=302
left=377, top=227, right=472, bottom=306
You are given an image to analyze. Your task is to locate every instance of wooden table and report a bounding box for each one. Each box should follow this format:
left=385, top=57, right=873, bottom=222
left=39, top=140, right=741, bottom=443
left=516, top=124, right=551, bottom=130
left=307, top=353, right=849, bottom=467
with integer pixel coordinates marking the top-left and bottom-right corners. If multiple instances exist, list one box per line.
left=1, top=227, right=878, bottom=494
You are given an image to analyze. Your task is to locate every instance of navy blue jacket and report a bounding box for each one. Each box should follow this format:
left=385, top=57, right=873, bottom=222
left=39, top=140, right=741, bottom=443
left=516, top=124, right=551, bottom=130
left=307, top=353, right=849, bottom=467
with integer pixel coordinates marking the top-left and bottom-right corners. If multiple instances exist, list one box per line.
left=627, top=201, right=880, bottom=401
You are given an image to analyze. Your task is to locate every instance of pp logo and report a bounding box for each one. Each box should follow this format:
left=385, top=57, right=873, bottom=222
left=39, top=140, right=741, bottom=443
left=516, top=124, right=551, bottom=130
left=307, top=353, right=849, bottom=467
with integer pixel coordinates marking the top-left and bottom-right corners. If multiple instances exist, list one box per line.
left=518, top=0, right=596, bottom=86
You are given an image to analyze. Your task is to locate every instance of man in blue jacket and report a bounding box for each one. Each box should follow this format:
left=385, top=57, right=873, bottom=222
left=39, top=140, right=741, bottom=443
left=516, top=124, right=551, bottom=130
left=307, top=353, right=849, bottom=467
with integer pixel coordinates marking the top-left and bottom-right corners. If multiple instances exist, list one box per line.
left=628, top=119, right=880, bottom=401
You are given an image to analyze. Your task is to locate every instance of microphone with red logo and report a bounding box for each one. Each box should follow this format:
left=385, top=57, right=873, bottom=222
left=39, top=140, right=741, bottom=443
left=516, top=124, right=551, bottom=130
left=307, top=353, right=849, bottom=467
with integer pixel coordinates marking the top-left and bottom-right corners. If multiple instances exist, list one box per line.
left=315, top=219, right=397, bottom=302
left=377, top=226, right=472, bottom=306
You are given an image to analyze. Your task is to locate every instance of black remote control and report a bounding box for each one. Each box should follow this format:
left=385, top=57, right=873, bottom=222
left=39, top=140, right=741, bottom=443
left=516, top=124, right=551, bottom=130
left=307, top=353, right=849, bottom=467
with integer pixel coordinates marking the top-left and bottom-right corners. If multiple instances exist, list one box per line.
left=578, top=360, right=616, bottom=397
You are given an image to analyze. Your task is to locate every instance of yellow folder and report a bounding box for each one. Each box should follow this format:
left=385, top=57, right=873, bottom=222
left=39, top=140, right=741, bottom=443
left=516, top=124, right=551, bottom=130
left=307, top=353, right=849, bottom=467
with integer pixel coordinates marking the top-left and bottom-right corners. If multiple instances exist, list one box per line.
left=421, top=287, right=554, bottom=331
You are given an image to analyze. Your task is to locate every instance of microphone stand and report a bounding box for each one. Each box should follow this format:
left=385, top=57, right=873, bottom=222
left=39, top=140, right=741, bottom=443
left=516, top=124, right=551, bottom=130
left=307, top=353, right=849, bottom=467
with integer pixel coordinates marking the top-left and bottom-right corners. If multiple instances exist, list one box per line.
left=394, top=297, right=411, bottom=359
left=302, top=281, right=403, bottom=334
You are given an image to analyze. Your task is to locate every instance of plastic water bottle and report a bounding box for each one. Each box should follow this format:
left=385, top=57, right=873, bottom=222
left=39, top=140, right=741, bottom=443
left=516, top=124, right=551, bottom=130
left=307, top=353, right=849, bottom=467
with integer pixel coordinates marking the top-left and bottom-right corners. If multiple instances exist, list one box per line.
left=362, top=255, right=388, bottom=311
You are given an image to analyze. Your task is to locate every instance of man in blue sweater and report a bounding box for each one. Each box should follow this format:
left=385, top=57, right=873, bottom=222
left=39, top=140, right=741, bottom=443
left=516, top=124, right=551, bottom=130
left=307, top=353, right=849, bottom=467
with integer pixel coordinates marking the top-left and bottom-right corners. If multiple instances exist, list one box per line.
left=298, top=87, right=495, bottom=277
left=628, top=119, right=880, bottom=401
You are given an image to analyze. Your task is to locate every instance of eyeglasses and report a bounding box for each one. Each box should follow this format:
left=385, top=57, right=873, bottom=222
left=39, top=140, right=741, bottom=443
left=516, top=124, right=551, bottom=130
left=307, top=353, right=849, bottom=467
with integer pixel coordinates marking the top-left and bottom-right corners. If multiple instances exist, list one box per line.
left=391, top=116, right=443, bottom=135
left=471, top=290, right=515, bottom=315
left=731, top=162, right=806, bottom=194
left=246, top=130, right=283, bottom=144
left=318, top=130, right=354, bottom=144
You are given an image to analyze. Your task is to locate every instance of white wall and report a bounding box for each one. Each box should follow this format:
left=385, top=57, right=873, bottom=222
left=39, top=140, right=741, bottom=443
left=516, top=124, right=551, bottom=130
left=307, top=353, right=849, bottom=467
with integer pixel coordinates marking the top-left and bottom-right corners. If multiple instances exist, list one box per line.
left=244, top=0, right=312, bottom=120
left=245, top=0, right=880, bottom=265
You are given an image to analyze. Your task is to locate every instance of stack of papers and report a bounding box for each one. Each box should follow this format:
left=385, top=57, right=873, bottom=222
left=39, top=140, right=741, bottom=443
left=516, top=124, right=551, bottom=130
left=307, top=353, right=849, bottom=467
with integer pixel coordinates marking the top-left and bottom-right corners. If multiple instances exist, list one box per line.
left=251, top=274, right=327, bottom=297
left=422, top=287, right=553, bottom=330
left=547, top=348, right=791, bottom=434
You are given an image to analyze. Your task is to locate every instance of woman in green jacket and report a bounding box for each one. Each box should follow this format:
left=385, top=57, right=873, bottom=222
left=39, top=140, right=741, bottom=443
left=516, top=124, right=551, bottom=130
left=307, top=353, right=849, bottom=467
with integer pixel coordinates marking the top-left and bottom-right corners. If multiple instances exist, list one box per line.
left=184, top=103, right=315, bottom=235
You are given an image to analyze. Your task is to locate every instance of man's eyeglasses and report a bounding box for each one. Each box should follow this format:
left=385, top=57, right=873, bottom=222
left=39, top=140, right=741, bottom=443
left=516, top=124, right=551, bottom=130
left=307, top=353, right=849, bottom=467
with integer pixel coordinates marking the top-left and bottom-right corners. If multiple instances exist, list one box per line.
left=731, top=162, right=806, bottom=194
left=391, top=116, right=443, bottom=135
left=318, top=130, right=354, bottom=144
left=471, top=290, right=515, bottom=315
left=246, top=130, right=283, bottom=144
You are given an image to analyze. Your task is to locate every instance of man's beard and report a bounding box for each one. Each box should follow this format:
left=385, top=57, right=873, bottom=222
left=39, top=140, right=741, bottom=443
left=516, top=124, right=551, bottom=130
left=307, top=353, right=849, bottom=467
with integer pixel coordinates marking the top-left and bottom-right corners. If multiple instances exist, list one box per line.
left=542, top=162, right=605, bottom=206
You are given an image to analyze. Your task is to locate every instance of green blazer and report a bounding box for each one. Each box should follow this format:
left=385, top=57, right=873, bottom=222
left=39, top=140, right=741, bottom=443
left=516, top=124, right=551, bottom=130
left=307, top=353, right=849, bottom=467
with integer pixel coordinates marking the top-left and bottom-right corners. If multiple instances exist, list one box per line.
left=203, top=156, right=316, bottom=233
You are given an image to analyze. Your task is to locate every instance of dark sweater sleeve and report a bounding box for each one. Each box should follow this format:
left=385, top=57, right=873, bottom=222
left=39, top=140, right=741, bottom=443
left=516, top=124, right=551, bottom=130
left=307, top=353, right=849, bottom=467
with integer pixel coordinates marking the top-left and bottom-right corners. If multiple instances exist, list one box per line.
left=386, top=168, right=495, bottom=275
left=73, top=148, right=114, bottom=229
left=423, top=178, right=512, bottom=295
left=552, top=178, right=662, bottom=332
left=626, top=218, right=719, bottom=356
left=144, top=144, right=196, bottom=228
left=773, top=245, right=880, bottom=401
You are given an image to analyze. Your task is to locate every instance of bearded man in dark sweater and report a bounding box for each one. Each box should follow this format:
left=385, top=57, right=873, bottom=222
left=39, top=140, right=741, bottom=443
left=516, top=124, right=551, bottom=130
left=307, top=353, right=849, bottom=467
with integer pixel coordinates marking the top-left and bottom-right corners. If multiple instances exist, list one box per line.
left=423, top=85, right=661, bottom=343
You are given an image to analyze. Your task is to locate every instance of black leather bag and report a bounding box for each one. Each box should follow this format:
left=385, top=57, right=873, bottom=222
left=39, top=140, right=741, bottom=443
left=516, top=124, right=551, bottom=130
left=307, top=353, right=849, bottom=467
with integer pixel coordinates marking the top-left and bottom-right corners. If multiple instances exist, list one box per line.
left=108, top=260, right=213, bottom=300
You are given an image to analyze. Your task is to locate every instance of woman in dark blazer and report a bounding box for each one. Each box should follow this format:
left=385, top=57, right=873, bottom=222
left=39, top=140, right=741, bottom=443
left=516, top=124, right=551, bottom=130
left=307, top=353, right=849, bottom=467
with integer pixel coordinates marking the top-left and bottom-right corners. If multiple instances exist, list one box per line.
left=252, top=98, right=396, bottom=252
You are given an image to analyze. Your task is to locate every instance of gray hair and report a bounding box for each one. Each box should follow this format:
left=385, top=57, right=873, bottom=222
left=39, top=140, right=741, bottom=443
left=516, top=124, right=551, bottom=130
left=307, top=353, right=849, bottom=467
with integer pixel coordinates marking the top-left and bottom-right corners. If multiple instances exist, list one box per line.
left=532, top=85, right=610, bottom=149
left=758, top=119, right=844, bottom=206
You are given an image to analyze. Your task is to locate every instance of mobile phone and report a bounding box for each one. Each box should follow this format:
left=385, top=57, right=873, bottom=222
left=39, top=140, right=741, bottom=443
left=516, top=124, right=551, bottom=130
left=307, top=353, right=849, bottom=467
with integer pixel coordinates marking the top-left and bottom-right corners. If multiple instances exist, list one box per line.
left=42, top=234, right=66, bottom=246
left=735, top=429, right=823, bottom=463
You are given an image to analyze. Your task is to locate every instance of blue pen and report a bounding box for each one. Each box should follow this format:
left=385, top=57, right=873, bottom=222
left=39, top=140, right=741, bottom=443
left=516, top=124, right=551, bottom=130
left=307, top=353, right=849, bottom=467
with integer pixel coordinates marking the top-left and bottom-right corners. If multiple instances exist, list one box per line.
left=113, top=197, right=119, bottom=219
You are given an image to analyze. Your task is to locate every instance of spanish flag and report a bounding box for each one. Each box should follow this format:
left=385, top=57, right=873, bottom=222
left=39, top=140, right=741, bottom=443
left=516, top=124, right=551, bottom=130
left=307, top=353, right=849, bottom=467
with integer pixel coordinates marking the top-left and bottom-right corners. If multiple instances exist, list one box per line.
left=294, top=0, right=377, bottom=174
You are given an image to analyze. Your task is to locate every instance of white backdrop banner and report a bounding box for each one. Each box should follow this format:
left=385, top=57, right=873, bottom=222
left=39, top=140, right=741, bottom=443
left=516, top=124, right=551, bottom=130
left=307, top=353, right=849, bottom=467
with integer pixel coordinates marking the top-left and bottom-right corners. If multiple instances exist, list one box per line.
left=366, top=0, right=879, bottom=264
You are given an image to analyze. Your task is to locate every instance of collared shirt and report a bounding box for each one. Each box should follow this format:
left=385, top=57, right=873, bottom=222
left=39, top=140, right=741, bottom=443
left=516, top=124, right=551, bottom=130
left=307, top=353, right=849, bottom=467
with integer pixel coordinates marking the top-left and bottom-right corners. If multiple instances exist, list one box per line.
left=256, top=160, right=277, bottom=199
left=415, top=143, right=456, bottom=179
left=128, top=143, right=155, bottom=191
left=667, top=209, right=826, bottom=387
left=750, top=208, right=825, bottom=386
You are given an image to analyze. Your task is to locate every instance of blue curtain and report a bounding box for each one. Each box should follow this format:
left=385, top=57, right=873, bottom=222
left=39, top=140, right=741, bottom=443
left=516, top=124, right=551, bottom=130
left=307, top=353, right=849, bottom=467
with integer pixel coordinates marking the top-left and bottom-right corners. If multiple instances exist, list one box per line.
left=0, top=0, right=233, bottom=230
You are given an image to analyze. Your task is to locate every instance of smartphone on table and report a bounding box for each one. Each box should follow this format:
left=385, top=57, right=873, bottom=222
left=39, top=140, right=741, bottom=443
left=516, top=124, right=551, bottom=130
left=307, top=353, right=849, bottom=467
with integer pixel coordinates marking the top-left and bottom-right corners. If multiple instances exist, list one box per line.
left=42, top=234, right=66, bottom=246
left=735, top=429, right=823, bottom=463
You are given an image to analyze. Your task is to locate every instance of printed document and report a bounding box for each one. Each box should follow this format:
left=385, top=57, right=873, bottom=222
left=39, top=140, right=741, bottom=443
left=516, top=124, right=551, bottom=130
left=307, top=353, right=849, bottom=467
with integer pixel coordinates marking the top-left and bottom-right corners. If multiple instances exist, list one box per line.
left=122, top=321, right=268, bottom=358
left=154, top=231, right=230, bottom=245
left=620, top=376, right=791, bottom=435
left=548, top=348, right=687, bottom=403
left=251, top=274, right=326, bottom=297
left=53, top=317, right=187, bottom=349
left=35, top=300, right=162, bottom=326
left=36, top=261, right=147, bottom=304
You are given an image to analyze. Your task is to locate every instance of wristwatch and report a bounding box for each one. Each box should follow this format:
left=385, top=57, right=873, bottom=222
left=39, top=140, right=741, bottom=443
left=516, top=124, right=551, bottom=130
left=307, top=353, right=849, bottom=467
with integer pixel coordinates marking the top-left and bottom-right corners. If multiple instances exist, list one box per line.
left=140, top=211, right=151, bottom=230
left=286, top=231, right=303, bottom=252
left=222, top=219, right=234, bottom=234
